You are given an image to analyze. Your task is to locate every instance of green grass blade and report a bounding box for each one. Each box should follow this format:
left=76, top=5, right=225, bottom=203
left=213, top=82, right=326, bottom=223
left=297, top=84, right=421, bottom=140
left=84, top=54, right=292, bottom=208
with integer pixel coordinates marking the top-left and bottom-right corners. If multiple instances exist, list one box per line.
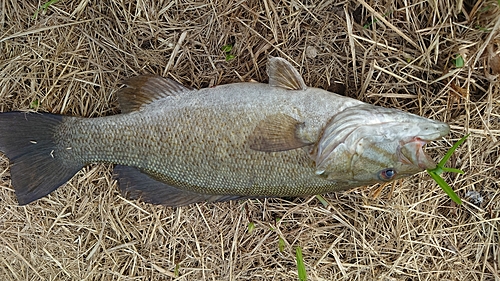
left=174, top=263, right=180, bottom=277
left=437, top=134, right=469, bottom=167
left=441, top=167, right=465, bottom=174
left=426, top=134, right=469, bottom=204
left=278, top=237, right=285, bottom=252
left=315, top=195, right=329, bottom=207
left=295, top=246, right=307, bottom=281
left=428, top=171, right=462, bottom=204
left=247, top=222, right=255, bottom=234
left=33, top=0, right=60, bottom=19
left=453, top=54, right=464, bottom=68
left=42, top=0, right=60, bottom=9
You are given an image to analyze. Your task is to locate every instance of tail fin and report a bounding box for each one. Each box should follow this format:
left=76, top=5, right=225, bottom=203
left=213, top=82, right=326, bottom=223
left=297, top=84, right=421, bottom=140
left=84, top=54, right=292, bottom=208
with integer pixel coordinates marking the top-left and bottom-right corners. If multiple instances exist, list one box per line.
left=0, top=112, right=82, bottom=205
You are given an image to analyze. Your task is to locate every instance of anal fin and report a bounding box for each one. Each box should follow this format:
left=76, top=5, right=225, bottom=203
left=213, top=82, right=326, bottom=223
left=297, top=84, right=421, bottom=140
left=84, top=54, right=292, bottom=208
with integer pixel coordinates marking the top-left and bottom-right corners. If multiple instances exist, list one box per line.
left=114, top=165, right=251, bottom=207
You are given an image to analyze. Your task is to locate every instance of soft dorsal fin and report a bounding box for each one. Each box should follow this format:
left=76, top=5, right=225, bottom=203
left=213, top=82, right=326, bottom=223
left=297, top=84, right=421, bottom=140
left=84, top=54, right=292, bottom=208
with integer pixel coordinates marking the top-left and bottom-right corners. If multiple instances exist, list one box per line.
left=248, top=113, right=312, bottom=152
left=117, top=74, right=191, bottom=113
left=267, top=57, right=307, bottom=90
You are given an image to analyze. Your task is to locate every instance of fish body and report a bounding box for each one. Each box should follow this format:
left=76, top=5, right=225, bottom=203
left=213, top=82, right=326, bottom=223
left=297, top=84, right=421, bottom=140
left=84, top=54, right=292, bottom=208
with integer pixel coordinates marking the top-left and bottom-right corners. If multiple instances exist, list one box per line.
left=0, top=58, right=450, bottom=206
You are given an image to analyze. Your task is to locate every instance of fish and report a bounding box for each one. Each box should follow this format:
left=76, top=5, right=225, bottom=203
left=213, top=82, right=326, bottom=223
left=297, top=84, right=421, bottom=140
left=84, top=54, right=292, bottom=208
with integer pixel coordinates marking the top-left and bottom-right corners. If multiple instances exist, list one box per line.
left=0, top=57, right=450, bottom=207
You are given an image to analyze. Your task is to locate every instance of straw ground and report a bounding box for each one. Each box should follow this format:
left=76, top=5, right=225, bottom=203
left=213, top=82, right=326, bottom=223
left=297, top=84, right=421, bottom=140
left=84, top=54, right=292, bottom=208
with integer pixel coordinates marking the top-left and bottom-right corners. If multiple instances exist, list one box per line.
left=0, top=0, right=499, bottom=280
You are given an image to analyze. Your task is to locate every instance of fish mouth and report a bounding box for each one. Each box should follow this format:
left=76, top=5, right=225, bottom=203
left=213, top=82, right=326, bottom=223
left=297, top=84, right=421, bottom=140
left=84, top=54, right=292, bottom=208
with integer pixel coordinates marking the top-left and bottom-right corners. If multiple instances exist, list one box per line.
left=399, top=138, right=436, bottom=169
left=399, top=123, right=450, bottom=170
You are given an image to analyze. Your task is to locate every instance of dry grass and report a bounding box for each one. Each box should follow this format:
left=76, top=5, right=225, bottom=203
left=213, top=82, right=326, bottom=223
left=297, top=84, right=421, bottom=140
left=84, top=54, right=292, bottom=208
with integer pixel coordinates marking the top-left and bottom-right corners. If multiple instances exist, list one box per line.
left=0, top=0, right=499, bottom=280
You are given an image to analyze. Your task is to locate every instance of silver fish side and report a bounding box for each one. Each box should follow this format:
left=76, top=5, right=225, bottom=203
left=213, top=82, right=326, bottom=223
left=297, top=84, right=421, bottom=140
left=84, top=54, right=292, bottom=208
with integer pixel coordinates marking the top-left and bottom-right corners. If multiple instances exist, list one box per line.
left=54, top=83, right=363, bottom=196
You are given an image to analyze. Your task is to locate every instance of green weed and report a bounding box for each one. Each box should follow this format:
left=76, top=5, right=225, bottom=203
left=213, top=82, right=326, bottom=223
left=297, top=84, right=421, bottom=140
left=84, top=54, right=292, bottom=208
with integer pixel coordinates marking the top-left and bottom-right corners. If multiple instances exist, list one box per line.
left=427, top=134, right=469, bottom=204
left=296, top=246, right=307, bottom=281
left=33, top=0, right=59, bottom=19
left=222, top=44, right=235, bottom=61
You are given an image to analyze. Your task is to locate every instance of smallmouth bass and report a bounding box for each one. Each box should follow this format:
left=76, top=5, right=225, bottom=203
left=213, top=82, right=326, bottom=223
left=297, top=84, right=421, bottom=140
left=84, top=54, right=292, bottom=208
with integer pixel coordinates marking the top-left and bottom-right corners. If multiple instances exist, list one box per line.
left=0, top=58, right=449, bottom=206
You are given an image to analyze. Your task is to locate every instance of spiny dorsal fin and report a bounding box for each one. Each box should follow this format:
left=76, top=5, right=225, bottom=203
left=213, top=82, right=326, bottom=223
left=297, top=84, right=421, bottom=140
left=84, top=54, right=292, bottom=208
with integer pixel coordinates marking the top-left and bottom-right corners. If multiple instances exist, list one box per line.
left=267, top=57, right=307, bottom=90
left=248, top=113, right=312, bottom=152
left=117, top=75, right=191, bottom=113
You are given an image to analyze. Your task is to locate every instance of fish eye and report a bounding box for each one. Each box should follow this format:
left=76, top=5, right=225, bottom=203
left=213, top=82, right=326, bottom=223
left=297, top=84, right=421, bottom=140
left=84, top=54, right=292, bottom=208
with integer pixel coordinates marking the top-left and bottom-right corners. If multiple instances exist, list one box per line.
left=378, top=168, right=397, bottom=181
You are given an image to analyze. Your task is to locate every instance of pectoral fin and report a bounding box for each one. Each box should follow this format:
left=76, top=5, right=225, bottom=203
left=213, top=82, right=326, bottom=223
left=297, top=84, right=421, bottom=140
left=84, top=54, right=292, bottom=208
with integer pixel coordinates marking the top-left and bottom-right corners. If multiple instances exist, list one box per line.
left=248, top=114, right=312, bottom=152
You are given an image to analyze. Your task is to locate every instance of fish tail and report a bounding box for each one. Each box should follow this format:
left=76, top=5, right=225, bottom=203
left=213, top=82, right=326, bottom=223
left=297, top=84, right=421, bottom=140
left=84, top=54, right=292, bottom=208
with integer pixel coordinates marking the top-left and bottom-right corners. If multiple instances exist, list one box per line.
left=0, top=112, right=82, bottom=205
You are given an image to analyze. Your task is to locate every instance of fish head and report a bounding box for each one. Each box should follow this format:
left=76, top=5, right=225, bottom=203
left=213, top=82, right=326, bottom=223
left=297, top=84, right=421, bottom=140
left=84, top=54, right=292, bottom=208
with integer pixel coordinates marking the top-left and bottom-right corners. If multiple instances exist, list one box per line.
left=315, top=104, right=450, bottom=185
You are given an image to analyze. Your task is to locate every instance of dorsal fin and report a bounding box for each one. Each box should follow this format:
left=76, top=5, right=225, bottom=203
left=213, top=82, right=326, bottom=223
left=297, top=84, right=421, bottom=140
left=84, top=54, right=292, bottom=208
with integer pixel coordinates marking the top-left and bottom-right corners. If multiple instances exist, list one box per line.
left=267, top=57, right=307, bottom=90
left=248, top=113, right=312, bottom=152
left=117, top=75, right=191, bottom=113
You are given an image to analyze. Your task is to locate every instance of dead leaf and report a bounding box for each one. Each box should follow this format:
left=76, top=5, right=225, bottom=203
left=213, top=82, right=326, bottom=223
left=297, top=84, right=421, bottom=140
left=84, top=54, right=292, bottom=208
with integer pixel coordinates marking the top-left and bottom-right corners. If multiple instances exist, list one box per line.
left=450, top=81, right=469, bottom=103
left=488, top=40, right=500, bottom=75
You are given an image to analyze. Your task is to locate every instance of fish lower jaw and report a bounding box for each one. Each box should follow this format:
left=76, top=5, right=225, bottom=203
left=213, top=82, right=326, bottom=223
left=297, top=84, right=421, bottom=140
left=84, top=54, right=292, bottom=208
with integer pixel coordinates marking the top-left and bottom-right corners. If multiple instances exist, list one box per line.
left=399, top=138, right=436, bottom=170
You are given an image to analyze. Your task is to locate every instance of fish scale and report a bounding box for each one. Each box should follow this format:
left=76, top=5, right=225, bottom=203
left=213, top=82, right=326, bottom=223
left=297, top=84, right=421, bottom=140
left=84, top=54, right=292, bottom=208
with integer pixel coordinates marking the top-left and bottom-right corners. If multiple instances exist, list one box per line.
left=0, top=57, right=450, bottom=206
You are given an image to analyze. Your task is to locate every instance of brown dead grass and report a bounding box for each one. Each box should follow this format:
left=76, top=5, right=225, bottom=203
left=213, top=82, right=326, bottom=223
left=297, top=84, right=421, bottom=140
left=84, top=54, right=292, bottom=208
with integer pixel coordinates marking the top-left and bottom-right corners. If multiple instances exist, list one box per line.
left=0, top=0, right=499, bottom=280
